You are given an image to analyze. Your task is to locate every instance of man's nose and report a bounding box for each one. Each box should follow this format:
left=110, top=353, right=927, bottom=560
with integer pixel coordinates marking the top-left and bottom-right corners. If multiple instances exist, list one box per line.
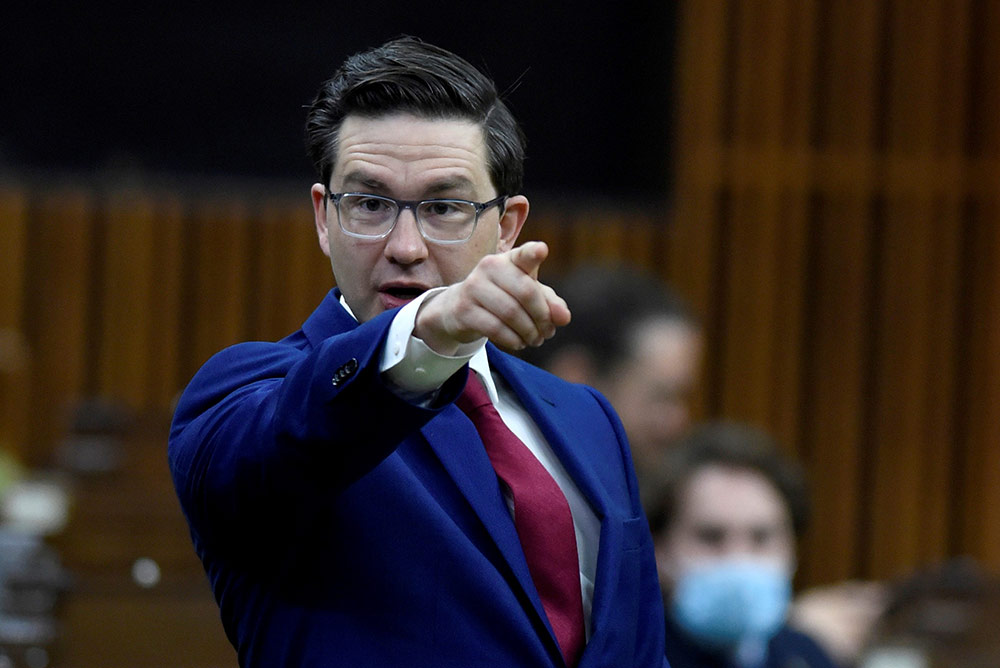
left=383, top=208, right=428, bottom=264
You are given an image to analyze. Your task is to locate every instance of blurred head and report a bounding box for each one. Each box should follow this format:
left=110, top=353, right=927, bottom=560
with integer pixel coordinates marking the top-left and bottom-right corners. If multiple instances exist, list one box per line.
left=304, top=37, right=529, bottom=322
left=648, top=421, right=808, bottom=581
left=523, top=264, right=702, bottom=466
left=647, top=422, right=809, bottom=655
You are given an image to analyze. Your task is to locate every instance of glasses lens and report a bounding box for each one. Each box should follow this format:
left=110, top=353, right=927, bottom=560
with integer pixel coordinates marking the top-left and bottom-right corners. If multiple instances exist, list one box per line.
left=338, top=194, right=397, bottom=237
left=417, top=200, right=478, bottom=242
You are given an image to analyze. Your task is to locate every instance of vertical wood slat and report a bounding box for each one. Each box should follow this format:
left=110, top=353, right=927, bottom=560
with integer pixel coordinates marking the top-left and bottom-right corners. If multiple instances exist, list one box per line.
left=769, top=1, right=819, bottom=451
left=798, top=200, right=875, bottom=585
left=865, top=0, right=961, bottom=578
left=0, top=189, right=31, bottom=459
left=956, top=0, right=1000, bottom=568
left=667, top=0, right=730, bottom=422
left=958, top=198, right=1000, bottom=565
left=147, top=195, right=187, bottom=409
left=718, top=189, right=782, bottom=426
left=0, top=189, right=28, bottom=329
left=254, top=200, right=332, bottom=343
left=97, top=192, right=157, bottom=409
left=867, top=197, right=937, bottom=578
left=796, top=0, right=883, bottom=585
left=919, top=0, right=971, bottom=566
left=24, top=190, right=97, bottom=465
left=186, top=201, right=253, bottom=380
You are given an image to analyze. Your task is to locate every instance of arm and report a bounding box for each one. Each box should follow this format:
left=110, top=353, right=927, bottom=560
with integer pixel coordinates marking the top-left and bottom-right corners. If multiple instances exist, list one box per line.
left=168, top=308, right=467, bottom=543
left=169, top=242, right=570, bottom=546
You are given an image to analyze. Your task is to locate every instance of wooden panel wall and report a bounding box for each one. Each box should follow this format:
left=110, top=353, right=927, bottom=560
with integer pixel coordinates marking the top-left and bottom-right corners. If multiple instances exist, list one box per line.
left=669, top=0, right=1000, bottom=586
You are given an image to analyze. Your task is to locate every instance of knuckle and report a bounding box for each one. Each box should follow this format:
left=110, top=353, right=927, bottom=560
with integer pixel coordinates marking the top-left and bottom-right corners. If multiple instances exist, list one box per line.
left=511, top=276, right=538, bottom=302
left=497, top=300, right=522, bottom=322
left=478, top=254, right=504, bottom=272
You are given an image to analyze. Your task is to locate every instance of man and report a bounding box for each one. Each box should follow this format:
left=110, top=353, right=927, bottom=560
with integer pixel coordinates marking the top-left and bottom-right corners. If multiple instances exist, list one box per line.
left=168, top=37, right=665, bottom=667
left=522, top=265, right=703, bottom=513
left=646, top=421, right=836, bottom=668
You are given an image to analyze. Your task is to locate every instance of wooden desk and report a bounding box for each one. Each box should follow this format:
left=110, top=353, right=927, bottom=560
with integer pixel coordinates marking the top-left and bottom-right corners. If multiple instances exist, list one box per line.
left=50, top=412, right=235, bottom=668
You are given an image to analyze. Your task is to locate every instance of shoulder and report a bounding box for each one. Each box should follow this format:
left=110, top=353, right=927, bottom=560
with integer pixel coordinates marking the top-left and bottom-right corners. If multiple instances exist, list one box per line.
left=171, top=336, right=309, bottom=428
left=492, top=347, right=612, bottom=405
left=770, top=626, right=839, bottom=668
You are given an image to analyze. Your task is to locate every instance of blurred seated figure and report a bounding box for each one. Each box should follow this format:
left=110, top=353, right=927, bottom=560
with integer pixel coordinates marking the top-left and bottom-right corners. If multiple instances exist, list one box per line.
left=790, top=578, right=888, bottom=667
left=521, top=264, right=702, bottom=512
left=856, top=558, right=1000, bottom=668
left=646, top=421, right=837, bottom=668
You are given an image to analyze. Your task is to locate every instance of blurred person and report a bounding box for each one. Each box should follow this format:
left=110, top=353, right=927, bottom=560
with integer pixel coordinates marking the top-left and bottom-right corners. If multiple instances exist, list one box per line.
left=790, top=578, right=888, bottom=666
left=168, top=37, right=666, bottom=667
left=646, top=421, right=837, bottom=668
left=856, top=558, right=1000, bottom=668
left=521, top=264, right=703, bottom=512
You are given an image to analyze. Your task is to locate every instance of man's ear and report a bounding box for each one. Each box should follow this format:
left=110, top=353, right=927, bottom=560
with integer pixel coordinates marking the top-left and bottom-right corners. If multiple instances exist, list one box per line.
left=312, top=183, right=331, bottom=258
left=496, top=195, right=529, bottom=252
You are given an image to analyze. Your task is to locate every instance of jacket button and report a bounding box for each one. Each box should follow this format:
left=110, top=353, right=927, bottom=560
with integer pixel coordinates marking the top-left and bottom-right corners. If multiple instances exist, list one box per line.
left=331, top=358, right=358, bottom=386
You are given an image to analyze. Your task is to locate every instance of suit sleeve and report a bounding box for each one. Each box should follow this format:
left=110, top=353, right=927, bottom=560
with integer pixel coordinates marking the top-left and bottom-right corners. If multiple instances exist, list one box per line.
left=167, top=308, right=467, bottom=547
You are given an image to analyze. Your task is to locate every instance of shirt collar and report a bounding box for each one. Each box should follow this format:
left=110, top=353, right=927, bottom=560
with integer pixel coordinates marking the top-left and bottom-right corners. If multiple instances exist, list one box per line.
left=468, top=346, right=499, bottom=404
left=339, top=293, right=358, bottom=321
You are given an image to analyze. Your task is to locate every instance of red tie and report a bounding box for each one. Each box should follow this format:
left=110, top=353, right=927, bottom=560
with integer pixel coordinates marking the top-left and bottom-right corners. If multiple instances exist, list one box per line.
left=457, top=374, right=585, bottom=667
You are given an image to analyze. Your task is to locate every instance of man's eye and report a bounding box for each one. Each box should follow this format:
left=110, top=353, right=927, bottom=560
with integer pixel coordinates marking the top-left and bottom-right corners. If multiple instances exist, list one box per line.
left=694, top=527, right=726, bottom=547
left=428, top=202, right=457, bottom=215
left=360, top=198, right=385, bottom=211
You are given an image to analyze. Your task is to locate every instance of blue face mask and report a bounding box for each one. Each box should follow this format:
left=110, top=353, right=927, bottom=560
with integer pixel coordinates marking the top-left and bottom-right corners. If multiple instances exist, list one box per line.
left=670, top=558, right=792, bottom=653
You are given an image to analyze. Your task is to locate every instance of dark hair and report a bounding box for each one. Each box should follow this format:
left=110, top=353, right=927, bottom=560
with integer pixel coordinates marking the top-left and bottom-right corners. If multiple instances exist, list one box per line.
left=304, top=36, right=526, bottom=196
left=646, top=421, right=811, bottom=539
left=521, top=263, right=699, bottom=376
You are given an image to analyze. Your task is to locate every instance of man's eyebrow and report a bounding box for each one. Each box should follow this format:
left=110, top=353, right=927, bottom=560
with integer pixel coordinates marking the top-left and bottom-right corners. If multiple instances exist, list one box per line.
left=341, top=172, right=388, bottom=191
left=340, top=172, right=479, bottom=198
left=423, top=177, right=476, bottom=197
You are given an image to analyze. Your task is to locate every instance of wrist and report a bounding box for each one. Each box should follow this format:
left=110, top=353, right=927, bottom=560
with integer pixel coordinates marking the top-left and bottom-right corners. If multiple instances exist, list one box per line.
left=413, top=291, right=463, bottom=356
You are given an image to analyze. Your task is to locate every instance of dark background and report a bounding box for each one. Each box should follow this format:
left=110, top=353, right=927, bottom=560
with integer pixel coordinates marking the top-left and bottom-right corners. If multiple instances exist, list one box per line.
left=1, top=2, right=677, bottom=200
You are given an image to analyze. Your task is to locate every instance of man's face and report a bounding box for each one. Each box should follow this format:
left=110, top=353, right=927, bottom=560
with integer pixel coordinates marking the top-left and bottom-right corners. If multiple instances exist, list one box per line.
left=605, top=318, right=702, bottom=467
left=311, top=113, right=527, bottom=323
left=655, top=464, right=796, bottom=584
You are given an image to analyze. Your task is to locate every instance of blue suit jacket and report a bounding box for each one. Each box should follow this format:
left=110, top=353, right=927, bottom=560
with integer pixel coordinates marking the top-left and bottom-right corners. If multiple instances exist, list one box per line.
left=169, top=290, right=667, bottom=667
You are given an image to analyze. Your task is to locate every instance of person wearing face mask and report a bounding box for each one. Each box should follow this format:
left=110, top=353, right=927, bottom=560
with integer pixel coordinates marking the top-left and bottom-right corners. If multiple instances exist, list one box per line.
left=646, top=421, right=837, bottom=668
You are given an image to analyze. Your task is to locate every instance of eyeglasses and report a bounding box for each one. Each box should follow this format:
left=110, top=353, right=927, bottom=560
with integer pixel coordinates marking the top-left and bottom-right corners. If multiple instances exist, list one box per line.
left=325, top=191, right=507, bottom=244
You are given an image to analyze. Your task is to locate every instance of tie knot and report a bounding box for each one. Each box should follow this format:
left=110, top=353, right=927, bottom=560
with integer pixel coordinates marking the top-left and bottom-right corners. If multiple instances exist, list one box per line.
left=457, top=373, right=492, bottom=413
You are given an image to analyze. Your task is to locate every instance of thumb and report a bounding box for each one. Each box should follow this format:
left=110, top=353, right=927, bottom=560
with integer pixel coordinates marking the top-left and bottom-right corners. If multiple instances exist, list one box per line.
left=509, top=241, right=549, bottom=279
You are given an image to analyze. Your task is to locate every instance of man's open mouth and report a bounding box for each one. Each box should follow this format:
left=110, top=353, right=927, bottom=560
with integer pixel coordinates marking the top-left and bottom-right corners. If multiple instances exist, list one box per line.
left=383, top=286, right=426, bottom=300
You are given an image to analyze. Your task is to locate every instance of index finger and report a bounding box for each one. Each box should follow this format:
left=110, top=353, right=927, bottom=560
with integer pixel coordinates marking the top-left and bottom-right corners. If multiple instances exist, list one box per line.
left=508, top=241, right=549, bottom=279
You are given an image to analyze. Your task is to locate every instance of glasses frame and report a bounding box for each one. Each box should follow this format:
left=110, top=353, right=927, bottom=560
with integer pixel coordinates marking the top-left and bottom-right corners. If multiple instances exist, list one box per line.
left=325, top=190, right=508, bottom=245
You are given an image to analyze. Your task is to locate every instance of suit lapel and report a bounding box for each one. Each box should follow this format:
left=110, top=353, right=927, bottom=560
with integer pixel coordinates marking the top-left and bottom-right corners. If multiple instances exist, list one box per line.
left=490, top=348, right=636, bottom=665
left=419, top=407, right=553, bottom=642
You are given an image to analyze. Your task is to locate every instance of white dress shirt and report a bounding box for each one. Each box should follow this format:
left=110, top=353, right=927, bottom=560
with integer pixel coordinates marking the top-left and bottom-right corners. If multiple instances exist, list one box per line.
left=340, top=291, right=600, bottom=636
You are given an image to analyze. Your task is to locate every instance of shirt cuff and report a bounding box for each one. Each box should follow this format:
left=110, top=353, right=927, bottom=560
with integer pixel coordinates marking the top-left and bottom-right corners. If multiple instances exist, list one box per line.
left=380, top=287, right=486, bottom=397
